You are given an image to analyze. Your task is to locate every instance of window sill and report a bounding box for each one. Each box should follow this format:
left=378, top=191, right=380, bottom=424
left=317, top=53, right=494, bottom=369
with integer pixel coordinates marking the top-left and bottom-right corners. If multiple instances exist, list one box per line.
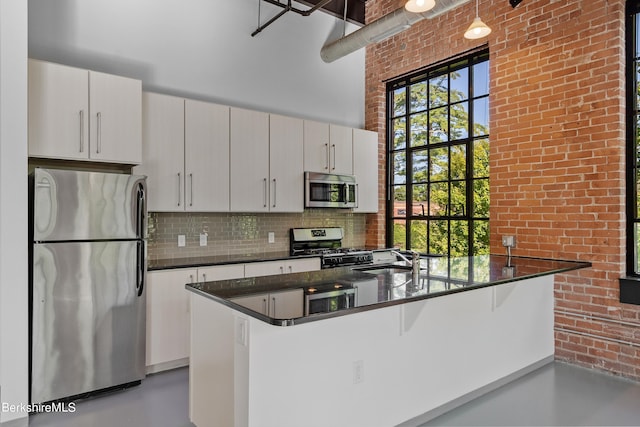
left=619, top=276, right=640, bottom=305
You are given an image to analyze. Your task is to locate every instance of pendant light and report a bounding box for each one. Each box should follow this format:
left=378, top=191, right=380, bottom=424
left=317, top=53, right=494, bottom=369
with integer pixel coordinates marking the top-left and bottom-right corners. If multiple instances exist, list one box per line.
left=405, top=0, right=436, bottom=13
left=464, top=0, right=491, bottom=39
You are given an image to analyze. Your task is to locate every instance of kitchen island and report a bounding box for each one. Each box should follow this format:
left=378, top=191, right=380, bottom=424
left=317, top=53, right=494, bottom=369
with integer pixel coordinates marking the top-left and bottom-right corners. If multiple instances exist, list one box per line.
left=186, top=255, right=589, bottom=427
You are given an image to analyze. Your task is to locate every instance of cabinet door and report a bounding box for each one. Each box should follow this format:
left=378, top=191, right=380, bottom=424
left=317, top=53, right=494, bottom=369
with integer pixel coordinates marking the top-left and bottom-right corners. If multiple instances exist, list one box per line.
left=28, top=60, right=89, bottom=160
left=134, top=92, right=185, bottom=211
left=230, top=108, right=270, bottom=212
left=244, top=260, right=287, bottom=278
left=197, top=264, right=245, bottom=283
left=270, top=289, right=304, bottom=319
left=230, top=293, right=269, bottom=316
left=185, top=100, right=230, bottom=212
left=303, top=119, right=330, bottom=173
left=285, top=257, right=321, bottom=274
left=329, top=124, right=353, bottom=175
left=269, top=114, right=304, bottom=212
left=353, top=128, right=379, bottom=213
left=146, top=269, right=197, bottom=368
left=89, top=70, right=142, bottom=164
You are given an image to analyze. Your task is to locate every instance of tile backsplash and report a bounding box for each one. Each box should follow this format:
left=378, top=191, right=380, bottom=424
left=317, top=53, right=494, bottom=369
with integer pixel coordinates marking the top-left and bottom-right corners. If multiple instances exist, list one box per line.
left=147, top=210, right=367, bottom=261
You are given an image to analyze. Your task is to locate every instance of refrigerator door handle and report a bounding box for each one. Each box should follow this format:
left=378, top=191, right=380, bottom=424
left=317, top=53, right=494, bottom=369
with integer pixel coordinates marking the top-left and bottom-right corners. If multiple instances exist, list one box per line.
left=136, top=182, right=146, bottom=239
left=137, top=241, right=145, bottom=297
left=136, top=181, right=146, bottom=298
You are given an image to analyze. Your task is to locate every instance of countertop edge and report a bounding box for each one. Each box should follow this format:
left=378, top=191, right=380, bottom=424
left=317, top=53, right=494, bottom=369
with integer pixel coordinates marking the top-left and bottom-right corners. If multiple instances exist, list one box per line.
left=185, top=256, right=591, bottom=327
left=148, top=253, right=321, bottom=271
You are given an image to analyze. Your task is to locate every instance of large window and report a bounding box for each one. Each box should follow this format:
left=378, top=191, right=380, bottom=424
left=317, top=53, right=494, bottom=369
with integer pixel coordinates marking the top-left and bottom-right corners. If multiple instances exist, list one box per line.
left=386, top=50, right=490, bottom=256
left=627, top=1, right=640, bottom=274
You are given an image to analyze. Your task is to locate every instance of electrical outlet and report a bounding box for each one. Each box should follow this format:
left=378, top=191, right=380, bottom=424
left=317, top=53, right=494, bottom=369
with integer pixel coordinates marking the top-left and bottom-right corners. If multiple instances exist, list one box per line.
left=178, top=234, right=186, bottom=247
left=200, top=233, right=208, bottom=247
left=268, top=232, right=275, bottom=244
left=353, top=360, right=364, bottom=384
left=501, top=235, right=516, bottom=248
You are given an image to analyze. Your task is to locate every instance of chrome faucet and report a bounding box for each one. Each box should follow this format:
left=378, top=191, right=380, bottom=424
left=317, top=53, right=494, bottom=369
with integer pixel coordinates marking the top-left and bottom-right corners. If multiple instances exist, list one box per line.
left=390, top=250, right=421, bottom=278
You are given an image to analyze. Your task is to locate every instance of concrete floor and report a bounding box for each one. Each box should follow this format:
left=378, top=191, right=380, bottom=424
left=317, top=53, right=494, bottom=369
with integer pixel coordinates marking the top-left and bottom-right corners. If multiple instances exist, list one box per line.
left=23, top=361, right=640, bottom=427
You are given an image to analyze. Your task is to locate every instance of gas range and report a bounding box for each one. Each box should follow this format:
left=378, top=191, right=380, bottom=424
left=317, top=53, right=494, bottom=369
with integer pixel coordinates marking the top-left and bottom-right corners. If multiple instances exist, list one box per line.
left=290, top=227, right=373, bottom=269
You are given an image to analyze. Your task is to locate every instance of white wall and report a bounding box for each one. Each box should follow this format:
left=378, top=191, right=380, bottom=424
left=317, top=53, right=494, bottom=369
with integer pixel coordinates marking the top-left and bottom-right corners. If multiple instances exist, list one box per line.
left=28, top=0, right=366, bottom=128
left=0, top=0, right=29, bottom=424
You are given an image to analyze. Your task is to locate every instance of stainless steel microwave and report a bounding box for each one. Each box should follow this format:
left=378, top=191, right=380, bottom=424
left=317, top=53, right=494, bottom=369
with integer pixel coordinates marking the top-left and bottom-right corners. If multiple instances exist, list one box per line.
left=304, top=172, right=357, bottom=208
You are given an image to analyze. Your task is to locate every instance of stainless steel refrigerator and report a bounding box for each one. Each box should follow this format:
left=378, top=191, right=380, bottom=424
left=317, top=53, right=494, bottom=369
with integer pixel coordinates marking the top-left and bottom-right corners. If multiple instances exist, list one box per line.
left=29, top=168, right=147, bottom=404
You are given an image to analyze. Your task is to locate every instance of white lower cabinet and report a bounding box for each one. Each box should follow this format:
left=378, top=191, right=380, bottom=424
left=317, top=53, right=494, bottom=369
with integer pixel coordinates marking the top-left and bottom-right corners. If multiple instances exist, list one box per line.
left=146, top=264, right=244, bottom=373
left=197, top=264, right=245, bottom=283
left=244, top=257, right=320, bottom=277
left=231, top=289, right=304, bottom=319
left=145, top=268, right=197, bottom=372
left=147, top=258, right=319, bottom=372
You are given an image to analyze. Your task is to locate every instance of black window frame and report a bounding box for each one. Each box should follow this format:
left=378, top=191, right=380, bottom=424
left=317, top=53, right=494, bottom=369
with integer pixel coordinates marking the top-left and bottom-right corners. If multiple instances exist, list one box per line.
left=385, top=48, right=490, bottom=256
left=626, top=0, right=640, bottom=275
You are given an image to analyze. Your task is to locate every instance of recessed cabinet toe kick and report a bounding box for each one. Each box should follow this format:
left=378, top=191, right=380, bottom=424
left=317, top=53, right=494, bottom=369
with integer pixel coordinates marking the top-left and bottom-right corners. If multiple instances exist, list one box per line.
left=186, top=255, right=590, bottom=427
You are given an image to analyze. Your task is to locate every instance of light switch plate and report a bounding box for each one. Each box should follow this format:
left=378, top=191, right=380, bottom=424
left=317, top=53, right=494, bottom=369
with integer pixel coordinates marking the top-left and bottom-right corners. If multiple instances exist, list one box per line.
left=200, top=233, right=207, bottom=246
left=268, top=232, right=275, bottom=244
left=178, top=235, right=186, bottom=247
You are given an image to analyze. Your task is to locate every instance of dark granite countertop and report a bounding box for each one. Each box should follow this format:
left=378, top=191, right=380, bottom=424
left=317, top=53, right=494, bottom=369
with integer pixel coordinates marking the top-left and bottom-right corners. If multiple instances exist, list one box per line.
left=148, top=251, right=319, bottom=270
left=186, top=254, right=591, bottom=326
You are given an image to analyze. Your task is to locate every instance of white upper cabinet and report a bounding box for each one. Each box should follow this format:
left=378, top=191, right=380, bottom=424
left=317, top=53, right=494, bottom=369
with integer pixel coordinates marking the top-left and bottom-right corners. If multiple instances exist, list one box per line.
left=329, top=124, right=354, bottom=175
left=230, top=107, right=270, bottom=212
left=353, top=128, right=379, bottom=213
left=28, top=59, right=141, bottom=164
left=135, top=92, right=231, bottom=212
left=230, top=109, right=303, bottom=212
left=269, top=114, right=304, bottom=212
left=88, top=70, right=142, bottom=163
left=28, top=60, right=89, bottom=160
left=185, top=99, right=230, bottom=212
left=303, top=120, right=353, bottom=175
left=135, top=92, right=186, bottom=211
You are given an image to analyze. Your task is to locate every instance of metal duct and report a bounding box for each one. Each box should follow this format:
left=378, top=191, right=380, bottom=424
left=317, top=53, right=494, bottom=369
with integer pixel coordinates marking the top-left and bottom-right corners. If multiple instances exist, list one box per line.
left=320, top=0, right=471, bottom=63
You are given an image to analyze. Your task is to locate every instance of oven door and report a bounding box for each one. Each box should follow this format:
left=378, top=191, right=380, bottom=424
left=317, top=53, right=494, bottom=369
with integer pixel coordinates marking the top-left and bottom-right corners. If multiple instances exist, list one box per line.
left=305, top=288, right=356, bottom=315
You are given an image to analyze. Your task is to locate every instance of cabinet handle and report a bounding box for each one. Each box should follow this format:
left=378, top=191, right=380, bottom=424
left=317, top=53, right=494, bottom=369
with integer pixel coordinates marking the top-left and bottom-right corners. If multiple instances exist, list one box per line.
left=271, top=297, right=276, bottom=316
left=280, top=266, right=284, bottom=273
left=272, top=178, right=277, bottom=208
left=189, top=274, right=194, bottom=283
left=288, top=265, right=292, bottom=273
left=324, top=143, right=329, bottom=170
left=331, top=143, right=336, bottom=171
left=202, top=273, right=206, bottom=282
left=189, top=173, right=194, bottom=207
left=263, top=298, right=268, bottom=315
left=177, top=173, right=181, bottom=206
left=263, top=178, right=267, bottom=208
left=96, top=112, right=102, bottom=154
left=79, top=110, right=84, bottom=153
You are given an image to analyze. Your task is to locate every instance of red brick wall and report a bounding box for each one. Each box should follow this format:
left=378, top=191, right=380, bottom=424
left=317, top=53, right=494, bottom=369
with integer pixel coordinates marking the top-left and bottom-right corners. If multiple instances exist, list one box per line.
left=365, top=0, right=640, bottom=380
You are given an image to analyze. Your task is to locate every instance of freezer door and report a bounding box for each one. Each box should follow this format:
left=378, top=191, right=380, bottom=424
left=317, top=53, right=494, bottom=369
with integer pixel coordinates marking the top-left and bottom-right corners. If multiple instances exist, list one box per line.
left=32, top=168, right=146, bottom=241
left=31, top=241, right=145, bottom=404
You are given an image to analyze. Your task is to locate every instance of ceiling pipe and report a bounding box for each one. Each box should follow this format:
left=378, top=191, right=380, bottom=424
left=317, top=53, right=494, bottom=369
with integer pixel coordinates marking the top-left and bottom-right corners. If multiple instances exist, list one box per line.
left=320, top=0, right=471, bottom=63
